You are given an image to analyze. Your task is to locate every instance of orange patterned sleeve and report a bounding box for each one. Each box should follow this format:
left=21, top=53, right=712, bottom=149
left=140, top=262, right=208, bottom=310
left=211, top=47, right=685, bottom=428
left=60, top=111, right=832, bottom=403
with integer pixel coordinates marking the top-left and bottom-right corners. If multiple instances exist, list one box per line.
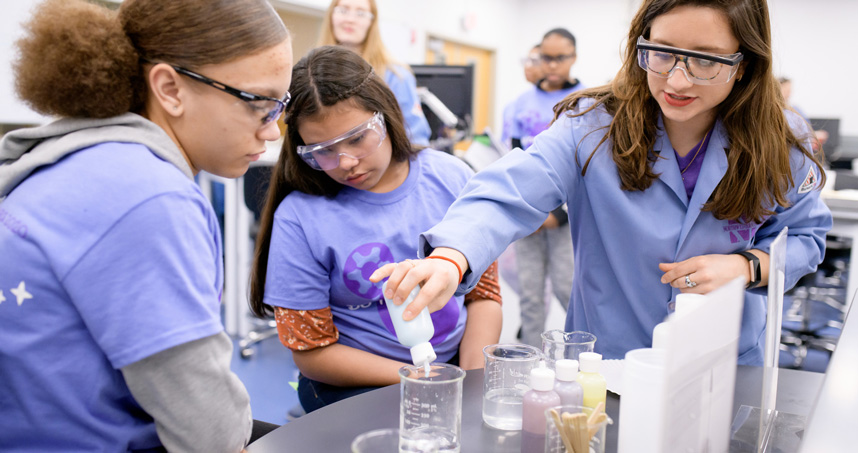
left=464, top=260, right=502, bottom=305
left=274, top=306, right=339, bottom=351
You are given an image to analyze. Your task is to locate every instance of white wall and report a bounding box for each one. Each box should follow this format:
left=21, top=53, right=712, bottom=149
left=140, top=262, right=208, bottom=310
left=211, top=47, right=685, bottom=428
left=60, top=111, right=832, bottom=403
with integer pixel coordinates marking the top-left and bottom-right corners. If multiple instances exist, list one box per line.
left=769, top=0, right=857, bottom=134
left=2, top=0, right=856, bottom=135
left=0, top=1, right=47, bottom=125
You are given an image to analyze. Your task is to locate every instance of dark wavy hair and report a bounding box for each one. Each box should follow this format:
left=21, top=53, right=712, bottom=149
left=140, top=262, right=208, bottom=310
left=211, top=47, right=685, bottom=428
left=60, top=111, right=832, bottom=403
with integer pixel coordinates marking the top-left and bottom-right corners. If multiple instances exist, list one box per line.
left=248, top=45, right=420, bottom=318
left=14, top=0, right=288, bottom=118
left=554, top=0, right=824, bottom=223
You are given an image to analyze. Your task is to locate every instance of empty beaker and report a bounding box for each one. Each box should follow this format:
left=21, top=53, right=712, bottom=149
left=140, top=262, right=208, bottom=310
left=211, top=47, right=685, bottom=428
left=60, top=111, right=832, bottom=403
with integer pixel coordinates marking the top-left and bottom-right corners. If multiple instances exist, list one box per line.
left=541, top=330, right=596, bottom=368
left=351, top=428, right=440, bottom=453
left=399, top=363, right=466, bottom=453
left=481, top=343, right=543, bottom=430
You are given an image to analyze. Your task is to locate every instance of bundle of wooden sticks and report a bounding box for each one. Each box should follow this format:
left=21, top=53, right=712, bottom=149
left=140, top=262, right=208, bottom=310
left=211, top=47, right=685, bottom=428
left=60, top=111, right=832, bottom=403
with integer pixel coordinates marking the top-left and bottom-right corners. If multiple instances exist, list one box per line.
left=548, top=402, right=608, bottom=453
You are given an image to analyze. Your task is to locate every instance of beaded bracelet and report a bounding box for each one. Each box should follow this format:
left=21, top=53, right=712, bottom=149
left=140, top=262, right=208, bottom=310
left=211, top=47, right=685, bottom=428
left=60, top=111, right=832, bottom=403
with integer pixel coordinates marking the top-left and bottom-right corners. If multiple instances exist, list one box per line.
left=426, top=255, right=464, bottom=284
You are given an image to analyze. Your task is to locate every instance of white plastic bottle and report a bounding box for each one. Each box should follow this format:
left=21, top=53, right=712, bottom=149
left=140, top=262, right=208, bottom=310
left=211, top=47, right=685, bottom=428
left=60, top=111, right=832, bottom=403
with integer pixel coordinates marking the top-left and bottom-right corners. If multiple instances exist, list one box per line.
left=521, top=366, right=561, bottom=453
left=382, top=281, right=437, bottom=374
left=577, top=352, right=607, bottom=409
left=553, top=359, right=584, bottom=407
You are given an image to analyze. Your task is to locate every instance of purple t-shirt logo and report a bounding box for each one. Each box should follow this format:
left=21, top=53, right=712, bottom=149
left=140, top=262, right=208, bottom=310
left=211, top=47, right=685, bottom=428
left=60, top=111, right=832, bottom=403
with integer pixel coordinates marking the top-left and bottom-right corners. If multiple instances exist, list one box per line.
left=342, top=242, right=459, bottom=346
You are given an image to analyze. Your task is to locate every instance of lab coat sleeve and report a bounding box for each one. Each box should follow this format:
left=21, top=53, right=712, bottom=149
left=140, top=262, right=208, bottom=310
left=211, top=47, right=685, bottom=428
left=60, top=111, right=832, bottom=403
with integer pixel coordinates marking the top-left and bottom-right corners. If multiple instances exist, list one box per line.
left=751, top=116, right=832, bottom=292
left=420, top=114, right=581, bottom=294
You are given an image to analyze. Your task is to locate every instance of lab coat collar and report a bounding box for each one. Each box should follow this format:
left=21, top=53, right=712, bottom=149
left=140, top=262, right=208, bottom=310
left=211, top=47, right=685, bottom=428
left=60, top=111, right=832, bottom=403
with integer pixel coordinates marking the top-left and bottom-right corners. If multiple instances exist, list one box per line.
left=652, top=114, right=730, bottom=249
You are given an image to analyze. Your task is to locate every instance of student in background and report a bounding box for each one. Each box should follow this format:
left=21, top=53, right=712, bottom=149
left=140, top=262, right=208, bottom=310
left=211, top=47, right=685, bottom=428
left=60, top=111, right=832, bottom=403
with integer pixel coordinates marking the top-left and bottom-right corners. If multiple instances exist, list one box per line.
left=375, top=0, right=831, bottom=367
left=502, top=28, right=583, bottom=347
left=0, top=0, right=292, bottom=450
left=248, top=46, right=501, bottom=413
left=779, top=77, right=829, bottom=151
left=319, top=0, right=432, bottom=146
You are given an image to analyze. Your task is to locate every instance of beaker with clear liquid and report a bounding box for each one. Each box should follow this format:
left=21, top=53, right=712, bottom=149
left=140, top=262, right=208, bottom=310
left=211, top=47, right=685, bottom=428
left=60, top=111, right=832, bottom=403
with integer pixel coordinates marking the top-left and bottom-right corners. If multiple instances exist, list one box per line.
left=482, top=343, right=543, bottom=430
left=399, top=363, right=466, bottom=453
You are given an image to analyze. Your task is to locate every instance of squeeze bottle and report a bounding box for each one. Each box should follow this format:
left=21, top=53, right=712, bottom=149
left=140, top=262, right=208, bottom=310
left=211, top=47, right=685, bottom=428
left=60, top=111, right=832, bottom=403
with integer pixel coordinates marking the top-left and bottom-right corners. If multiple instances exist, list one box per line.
left=382, top=281, right=437, bottom=373
left=521, top=366, right=561, bottom=453
left=553, top=359, right=584, bottom=407
left=577, top=352, right=607, bottom=409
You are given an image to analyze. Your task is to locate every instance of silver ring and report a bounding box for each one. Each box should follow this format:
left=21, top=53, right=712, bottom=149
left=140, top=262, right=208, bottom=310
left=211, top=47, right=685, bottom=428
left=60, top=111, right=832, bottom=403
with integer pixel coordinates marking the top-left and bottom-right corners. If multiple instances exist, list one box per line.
left=685, top=275, right=697, bottom=288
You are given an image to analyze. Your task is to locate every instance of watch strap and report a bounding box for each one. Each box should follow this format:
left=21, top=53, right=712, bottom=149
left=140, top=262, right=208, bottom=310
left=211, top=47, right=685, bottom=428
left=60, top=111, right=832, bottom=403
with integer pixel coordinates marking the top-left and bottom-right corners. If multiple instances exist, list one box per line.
left=735, top=250, right=761, bottom=289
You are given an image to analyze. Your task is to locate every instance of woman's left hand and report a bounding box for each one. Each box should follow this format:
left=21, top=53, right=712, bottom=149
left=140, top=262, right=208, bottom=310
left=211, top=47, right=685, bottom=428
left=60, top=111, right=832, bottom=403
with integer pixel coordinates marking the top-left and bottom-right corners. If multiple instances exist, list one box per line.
left=659, top=253, right=750, bottom=293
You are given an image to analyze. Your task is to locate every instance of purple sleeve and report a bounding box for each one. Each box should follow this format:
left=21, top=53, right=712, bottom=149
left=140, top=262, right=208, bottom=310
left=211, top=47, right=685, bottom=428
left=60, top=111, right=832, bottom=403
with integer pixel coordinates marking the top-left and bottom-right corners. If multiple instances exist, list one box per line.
left=63, top=190, right=224, bottom=369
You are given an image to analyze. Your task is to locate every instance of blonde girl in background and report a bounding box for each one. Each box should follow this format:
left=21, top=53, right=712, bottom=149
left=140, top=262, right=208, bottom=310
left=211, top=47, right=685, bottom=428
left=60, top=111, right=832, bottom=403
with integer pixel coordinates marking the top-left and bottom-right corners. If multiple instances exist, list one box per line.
left=319, top=0, right=432, bottom=146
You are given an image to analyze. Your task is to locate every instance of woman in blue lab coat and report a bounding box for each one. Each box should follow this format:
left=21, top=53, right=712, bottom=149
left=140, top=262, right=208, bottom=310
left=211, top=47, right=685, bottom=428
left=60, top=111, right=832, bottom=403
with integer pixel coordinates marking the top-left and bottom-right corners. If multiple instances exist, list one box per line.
left=318, top=0, right=432, bottom=146
left=372, top=0, right=832, bottom=366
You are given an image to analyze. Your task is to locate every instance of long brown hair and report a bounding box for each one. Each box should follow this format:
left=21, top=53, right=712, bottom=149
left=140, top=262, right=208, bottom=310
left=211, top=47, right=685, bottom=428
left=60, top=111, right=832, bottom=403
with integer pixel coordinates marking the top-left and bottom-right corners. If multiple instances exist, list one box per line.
left=248, top=45, right=419, bottom=318
left=554, top=0, right=824, bottom=223
left=14, top=0, right=288, bottom=118
left=317, top=0, right=404, bottom=78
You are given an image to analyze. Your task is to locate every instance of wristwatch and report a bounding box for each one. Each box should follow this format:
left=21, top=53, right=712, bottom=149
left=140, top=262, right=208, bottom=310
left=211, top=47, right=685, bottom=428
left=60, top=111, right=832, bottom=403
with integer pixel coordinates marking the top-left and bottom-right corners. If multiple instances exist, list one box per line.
left=735, top=251, right=761, bottom=289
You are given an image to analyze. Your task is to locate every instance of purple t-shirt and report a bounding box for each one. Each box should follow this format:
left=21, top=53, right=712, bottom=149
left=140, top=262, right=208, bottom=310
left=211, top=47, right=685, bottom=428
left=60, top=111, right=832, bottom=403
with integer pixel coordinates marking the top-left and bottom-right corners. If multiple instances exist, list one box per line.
left=0, top=143, right=225, bottom=451
left=502, top=81, right=586, bottom=148
left=674, top=129, right=714, bottom=199
left=264, top=149, right=472, bottom=363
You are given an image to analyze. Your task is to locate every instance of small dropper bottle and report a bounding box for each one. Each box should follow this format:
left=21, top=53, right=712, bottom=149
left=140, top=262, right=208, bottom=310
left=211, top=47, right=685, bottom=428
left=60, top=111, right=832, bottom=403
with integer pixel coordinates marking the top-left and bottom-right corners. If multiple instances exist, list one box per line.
left=382, top=281, right=437, bottom=375
left=521, top=364, right=561, bottom=453
left=553, top=359, right=584, bottom=407
left=577, top=352, right=607, bottom=409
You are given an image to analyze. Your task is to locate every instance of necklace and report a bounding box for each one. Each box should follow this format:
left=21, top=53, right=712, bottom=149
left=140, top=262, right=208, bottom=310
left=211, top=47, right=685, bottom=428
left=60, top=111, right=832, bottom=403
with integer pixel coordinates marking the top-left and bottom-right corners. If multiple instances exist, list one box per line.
left=680, top=128, right=712, bottom=176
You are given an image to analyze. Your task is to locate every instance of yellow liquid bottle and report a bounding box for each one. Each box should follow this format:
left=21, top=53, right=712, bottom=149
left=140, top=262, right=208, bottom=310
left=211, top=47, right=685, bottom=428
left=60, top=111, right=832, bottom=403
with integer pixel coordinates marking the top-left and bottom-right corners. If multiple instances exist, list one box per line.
left=577, top=352, right=607, bottom=409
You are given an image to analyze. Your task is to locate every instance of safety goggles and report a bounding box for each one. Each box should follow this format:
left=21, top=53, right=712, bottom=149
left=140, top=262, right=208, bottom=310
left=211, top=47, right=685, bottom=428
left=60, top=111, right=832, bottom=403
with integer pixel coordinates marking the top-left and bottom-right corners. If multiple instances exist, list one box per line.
left=636, top=36, right=743, bottom=85
left=539, top=53, right=575, bottom=65
left=171, top=65, right=290, bottom=125
left=297, top=112, right=387, bottom=171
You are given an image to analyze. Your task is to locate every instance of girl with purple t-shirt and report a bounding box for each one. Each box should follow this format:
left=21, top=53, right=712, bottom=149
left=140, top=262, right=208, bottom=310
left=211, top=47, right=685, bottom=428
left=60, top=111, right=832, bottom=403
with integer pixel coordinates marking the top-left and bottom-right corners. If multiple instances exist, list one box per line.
left=248, top=46, right=502, bottom=413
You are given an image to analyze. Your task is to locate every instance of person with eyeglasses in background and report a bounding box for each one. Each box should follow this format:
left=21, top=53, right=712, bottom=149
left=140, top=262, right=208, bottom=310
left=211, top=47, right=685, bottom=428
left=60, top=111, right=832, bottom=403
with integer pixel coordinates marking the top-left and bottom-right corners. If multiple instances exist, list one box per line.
left=373, top=0, right=831, bottom=367
left=247, top=46, right=502, bottom=414
left=500, top=28, right=582, bottom=348
left=0, top=0, right=292, bottom=450
left=318, top=0, right=432, bottom=147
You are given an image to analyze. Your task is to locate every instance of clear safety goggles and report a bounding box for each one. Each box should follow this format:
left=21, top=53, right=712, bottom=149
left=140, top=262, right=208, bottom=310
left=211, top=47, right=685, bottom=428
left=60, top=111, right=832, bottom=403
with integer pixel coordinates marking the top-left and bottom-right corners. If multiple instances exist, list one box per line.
left=636, top=36, right=743, bottom=85
left=297, top=112, right=387, bottom=171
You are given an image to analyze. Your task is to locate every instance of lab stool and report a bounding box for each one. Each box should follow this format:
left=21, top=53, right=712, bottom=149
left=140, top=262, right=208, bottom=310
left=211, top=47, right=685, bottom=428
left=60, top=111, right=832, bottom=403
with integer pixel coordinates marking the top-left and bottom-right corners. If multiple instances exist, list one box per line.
left=237, top=165, right=280, bottom=359
left=780, top=237, right=850, bottom=369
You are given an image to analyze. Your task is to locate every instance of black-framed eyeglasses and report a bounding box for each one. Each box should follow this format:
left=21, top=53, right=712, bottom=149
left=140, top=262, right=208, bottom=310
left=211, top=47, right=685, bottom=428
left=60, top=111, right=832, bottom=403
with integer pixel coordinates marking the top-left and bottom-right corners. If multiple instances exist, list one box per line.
left=539, top=53, right=576, bottom=65
left=171, top=65, right=290, bottom=125
left=636, top=36, right=743, bottom=85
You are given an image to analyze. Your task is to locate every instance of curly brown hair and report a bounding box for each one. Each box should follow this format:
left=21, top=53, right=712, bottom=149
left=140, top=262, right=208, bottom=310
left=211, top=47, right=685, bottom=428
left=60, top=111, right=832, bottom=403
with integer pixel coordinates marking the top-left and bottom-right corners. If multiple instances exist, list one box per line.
left=14, top=0, right=288, bottom=119
left=554, top=0, right=825, bottom=223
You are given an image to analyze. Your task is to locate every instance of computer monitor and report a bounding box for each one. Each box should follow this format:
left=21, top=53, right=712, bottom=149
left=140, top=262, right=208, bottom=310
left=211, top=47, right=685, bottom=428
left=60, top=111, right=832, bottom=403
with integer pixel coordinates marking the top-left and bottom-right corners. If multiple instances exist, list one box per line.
left=810, top=117, right=841, bottom=161
left=411, top=64, right=474, bottom=140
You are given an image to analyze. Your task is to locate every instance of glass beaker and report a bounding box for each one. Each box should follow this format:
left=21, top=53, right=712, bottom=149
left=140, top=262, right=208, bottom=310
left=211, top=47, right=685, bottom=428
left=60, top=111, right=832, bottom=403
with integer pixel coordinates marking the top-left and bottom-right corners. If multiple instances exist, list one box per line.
left=544, top=404, right=612, bottom=453
left=481, top=343, right=543, bottom=430
left=541, top=330, right=596, bottom=368
left=399, top=363, right=466, bottom=453
left=351, top=428, right=440, bottom=453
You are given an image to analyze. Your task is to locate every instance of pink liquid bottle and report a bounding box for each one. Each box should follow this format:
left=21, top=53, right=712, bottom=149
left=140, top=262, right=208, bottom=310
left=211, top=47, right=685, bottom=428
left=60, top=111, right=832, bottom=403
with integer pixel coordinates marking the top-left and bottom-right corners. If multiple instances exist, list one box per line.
left=521, top=365, right=561, bottom=453
left=553, top=359, right=584, bottom=407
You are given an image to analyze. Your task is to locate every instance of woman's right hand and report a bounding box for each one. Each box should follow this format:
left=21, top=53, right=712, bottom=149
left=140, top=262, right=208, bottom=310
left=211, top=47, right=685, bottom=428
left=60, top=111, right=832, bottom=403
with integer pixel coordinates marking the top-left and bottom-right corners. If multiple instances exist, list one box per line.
left=369, top=247, right=467, bottom=321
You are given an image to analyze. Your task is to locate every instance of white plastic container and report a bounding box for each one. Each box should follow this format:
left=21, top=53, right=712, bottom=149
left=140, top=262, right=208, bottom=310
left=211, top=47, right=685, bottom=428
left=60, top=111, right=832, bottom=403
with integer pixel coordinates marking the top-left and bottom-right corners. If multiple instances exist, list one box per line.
left=382, top=281, right=437, bottom=371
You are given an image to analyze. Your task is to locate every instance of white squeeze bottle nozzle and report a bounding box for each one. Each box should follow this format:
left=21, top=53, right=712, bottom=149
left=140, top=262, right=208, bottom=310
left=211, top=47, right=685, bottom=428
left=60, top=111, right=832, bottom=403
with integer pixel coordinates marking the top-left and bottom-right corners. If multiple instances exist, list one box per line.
left=382, top=281, right=437, bottom=372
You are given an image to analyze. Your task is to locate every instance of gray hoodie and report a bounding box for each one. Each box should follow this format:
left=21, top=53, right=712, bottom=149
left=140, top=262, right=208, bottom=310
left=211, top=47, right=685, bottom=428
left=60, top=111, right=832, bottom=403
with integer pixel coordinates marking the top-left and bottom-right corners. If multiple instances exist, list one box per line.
left=0, top=112, right=192, bottom=197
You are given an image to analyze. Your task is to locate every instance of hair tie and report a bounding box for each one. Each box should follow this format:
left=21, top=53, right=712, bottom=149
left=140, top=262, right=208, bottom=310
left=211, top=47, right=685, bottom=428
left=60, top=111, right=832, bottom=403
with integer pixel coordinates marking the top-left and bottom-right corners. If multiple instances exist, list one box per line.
left=426, top=255, right=463, bottom=284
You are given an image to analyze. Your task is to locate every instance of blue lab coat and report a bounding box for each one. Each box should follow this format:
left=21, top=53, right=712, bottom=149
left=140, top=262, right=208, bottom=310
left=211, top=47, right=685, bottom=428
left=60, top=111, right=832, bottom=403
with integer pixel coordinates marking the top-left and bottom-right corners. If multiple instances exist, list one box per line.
left=421, top=100, right=832, bottom=365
